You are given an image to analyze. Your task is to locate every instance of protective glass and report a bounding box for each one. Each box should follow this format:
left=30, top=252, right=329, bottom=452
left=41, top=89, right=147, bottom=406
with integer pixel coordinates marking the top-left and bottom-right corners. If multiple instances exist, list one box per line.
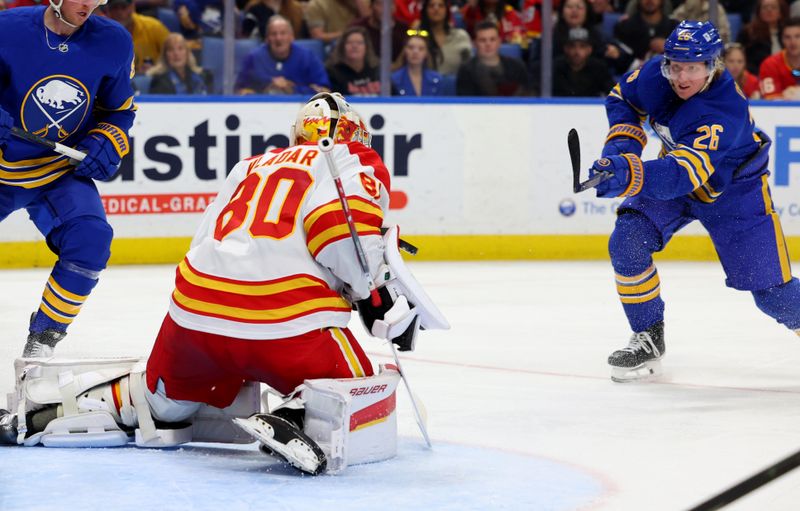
left=660, top=60, right=713, bottom=81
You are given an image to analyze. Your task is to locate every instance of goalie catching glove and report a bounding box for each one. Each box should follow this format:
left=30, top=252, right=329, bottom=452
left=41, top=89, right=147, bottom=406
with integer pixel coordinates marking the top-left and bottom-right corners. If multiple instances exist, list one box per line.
left=355, top=226, right=450, bottom=351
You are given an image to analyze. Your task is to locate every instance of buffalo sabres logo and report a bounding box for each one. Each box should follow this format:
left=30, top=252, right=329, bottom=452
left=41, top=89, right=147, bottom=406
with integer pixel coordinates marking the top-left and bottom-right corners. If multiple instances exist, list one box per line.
left=21, top=75, right=90, bottom=141
left=597, top=158, right=611, bottom=167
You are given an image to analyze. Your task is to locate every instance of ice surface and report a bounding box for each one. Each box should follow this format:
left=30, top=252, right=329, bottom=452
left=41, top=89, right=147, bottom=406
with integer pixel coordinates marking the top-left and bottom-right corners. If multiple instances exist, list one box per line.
left=2, top=261, right=800, bottom=510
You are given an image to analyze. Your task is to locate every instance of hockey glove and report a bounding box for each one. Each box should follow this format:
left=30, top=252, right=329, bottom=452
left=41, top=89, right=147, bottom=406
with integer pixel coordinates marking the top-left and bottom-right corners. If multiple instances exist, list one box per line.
left=0, top=106, right=13, bottom=145
left=74, top=134, right=122, bottom=181
left=356, top=286, right=419, bottom=352
left=601, top=124, right=646, bottom=158
left=590, top=154, right=644, bottom=198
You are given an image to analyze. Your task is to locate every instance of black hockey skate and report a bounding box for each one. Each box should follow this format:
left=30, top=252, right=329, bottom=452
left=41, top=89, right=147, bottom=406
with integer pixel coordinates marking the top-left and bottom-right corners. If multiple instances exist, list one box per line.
left=608, top=322, right=665, bottom=383
left=233, top=413, right=327, bottom=475
left=0, top=409, right=18, bottom=445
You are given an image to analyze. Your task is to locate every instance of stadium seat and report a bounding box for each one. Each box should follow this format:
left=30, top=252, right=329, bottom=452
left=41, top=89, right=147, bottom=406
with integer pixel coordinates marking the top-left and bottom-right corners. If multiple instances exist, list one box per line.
left=439, top=74, right=457, bottom=96
left=200, top=37, right=261, bottom=94
left=727, top=13, right=742, bottom=41
left=602, top=12, right=622, bottom=39
left=499, top=43, right=522, bottom=59
left=156, top=8, right=181, bottom=33
left=294, top=39, right=326, bottom=63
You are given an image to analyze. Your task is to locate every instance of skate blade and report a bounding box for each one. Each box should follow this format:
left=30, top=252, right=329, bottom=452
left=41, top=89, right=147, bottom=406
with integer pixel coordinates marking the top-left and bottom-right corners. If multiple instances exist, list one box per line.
left=233, top=416, right=324, bottom=475
left=610, top=360, right=662, bottom=383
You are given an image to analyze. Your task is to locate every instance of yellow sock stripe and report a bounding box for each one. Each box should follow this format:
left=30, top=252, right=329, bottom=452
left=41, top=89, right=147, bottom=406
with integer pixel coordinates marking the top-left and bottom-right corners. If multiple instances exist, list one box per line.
left=606, top=124, right=647, bottom=147
left=760, top=175, right=792, bottom=283
left=619, top=154, right=644, bottom=197
left=616, top=272, right=660, bottom=296
left=47, top=276, right=89, bottom=302
left=619, top=285, right=661, bottom=304
left=615, top=264, right=656, bottom=284
left=39, top=302, right=75, bottom=324
left=42, top=286, right=83, bottom=315
left=331, top=328, right=365, bottom=377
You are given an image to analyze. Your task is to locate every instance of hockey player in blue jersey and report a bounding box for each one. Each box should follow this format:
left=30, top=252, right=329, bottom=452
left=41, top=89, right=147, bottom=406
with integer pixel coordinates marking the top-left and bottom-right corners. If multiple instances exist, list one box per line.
left=587, top=20, right=800, bottom=382
left=0, top=0, right=136, bottom=356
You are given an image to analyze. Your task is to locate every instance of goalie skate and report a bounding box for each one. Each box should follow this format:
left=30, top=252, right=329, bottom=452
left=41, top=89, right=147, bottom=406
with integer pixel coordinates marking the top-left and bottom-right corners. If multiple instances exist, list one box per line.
left=233, top=413, right=327, bottom=475
left=608, top=322, right=665, bottom=383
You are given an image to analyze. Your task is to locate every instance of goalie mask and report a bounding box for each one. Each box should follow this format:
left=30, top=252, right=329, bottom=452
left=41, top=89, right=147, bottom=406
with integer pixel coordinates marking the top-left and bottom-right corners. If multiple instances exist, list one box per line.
left=291, top=92, right=372, bottom=148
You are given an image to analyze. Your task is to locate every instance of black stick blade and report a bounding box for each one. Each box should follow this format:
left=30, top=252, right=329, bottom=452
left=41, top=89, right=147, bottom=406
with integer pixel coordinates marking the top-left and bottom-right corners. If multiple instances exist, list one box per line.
left=568, top=129, right=581, bottom=193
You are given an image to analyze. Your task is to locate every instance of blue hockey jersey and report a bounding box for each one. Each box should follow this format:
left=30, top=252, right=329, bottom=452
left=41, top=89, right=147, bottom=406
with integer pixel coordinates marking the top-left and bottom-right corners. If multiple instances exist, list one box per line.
left=605, top=56, right=765, bottom=203
left=0, top=7, right=135, bottom=188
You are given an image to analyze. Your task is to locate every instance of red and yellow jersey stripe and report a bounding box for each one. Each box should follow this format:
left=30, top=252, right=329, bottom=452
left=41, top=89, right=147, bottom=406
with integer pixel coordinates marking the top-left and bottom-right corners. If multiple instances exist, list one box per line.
left=304, top=196, right=384, bottom=257
left=171, top=259, right=351, bottom=324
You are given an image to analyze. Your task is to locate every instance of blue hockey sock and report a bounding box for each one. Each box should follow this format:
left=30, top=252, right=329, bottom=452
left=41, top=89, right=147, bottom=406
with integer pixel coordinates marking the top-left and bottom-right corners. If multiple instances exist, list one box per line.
left=609, top=211, right=665, bottom=332
left=30, top=260, right=100, bottom=334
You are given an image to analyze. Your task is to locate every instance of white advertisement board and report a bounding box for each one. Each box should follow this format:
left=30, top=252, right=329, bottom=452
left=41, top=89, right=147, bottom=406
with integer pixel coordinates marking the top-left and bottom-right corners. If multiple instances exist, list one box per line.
left=1, top=98, right=799, bottom=246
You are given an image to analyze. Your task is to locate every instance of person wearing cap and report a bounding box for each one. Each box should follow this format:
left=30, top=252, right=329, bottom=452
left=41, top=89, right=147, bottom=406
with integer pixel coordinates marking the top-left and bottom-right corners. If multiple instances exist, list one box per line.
left=105, top=0, right=171, bottom=74
left=551, top=26, right=615, bottom=96
left=585, top=20, right=800, bottom=382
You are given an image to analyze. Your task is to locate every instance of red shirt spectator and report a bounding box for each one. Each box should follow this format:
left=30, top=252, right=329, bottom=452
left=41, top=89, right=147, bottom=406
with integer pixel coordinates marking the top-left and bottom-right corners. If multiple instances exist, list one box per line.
left=759, top=19, right=800, bottom=100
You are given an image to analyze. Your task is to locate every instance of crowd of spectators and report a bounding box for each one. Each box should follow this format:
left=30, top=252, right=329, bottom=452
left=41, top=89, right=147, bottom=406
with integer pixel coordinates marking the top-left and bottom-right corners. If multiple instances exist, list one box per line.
left=5, top=0, right=800, bottom=98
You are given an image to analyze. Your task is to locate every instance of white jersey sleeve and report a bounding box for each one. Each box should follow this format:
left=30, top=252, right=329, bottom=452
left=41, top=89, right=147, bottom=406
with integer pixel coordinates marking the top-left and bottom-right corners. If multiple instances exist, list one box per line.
left=167, top=142, right=391, bottom=340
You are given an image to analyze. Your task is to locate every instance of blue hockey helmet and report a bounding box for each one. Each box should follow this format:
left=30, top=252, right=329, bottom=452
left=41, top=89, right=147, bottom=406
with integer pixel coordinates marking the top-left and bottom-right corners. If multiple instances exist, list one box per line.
left=663, top=20, right=723, bottom=63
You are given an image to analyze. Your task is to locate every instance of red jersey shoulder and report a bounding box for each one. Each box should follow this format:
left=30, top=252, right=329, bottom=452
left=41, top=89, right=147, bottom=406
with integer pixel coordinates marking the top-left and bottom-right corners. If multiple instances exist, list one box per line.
left=344, top=141, right=391, bottom=194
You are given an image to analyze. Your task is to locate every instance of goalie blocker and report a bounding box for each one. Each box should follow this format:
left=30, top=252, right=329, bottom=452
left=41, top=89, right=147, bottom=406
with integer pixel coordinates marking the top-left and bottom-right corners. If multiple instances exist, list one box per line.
left=355, top=226, right=450, bottom=351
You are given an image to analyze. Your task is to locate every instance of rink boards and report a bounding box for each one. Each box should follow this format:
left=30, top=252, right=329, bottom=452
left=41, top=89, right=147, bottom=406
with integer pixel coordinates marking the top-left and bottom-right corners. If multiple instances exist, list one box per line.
left=2, top=97, right=800, bottom=266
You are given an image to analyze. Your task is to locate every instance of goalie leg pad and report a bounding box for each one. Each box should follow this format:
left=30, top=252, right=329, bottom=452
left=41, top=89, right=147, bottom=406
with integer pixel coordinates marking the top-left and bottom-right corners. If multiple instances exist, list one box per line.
left=301, top=364, right=401, bottom=473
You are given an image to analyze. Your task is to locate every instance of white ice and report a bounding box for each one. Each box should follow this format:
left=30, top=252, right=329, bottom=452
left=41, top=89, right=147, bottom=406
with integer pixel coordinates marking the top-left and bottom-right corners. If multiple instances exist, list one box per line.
left=2, top=261, right=800, bottom=511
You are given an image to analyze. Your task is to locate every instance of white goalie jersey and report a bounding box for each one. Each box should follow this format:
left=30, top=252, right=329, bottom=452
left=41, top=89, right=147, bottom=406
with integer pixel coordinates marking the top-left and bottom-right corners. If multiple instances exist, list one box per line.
left=167, top=141, right=391, bottom=340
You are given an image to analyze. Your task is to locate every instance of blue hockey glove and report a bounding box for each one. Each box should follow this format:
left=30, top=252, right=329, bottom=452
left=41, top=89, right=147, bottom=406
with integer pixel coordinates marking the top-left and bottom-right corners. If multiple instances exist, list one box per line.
left=0, top=106, right=13, bottom=144
left=74, top=134, right=122, bottom=181
left=601, top=124, right=646, bottom=158
left=590, top=154, right=644, bottom=198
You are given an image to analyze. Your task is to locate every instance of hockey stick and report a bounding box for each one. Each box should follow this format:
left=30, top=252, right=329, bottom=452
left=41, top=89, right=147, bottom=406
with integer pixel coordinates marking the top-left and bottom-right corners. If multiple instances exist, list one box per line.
left=11, top=126, right=86, bottom=162
left=569, top=128, right=610, bottom=193
left=686, top=447, right=800, bottom=511
left=317, top=136, right=433, bottom=449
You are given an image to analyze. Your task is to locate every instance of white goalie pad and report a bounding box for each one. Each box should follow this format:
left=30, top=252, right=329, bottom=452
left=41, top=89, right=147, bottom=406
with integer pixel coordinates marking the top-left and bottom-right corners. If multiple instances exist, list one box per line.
left=300, top=365, right=402, bottom=474
left=381, top=225, right=450, bottom=332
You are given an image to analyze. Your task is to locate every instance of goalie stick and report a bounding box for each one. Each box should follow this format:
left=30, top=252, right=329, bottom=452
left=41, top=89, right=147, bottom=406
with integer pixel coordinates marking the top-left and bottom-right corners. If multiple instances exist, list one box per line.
left=11, top=126, right=86, bottom=162
left=686, top=446, right=800, bottom=511
left=317, top=136, right=433, bottom=449
left=569, top=128, right=611, bottom=193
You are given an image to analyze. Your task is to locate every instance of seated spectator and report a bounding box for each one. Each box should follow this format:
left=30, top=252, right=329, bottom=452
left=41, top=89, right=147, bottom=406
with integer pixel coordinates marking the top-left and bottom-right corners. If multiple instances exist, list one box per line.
left=759, top=17, right=800, bottom=99
left=242, top=0, right=307, bottom=40
left=723, top=42, right=760, bottom=98
left=305, top=0, right=367, bottom=44
left=147, top=33, right=214, bottom=94
left=736, top=0, right=789, bottom=75
left=552, top=27, right=615, bottom=96
left=326, top=26, right=383, bottom=95
left=615, top=0, right=679, bottom=63
left=104, top=0, right=171, bottom=75
left=392, top=33, right=444, bottom=95
left=456, top=20, right=529, bottom=95
left=461, top=0, right=527, bottom=47
left=417, top=0, right=473, bottom=75
left=671, top=0, right=732, bottom=42
left=349, top=0, right=409, bottom=66
left=236, top=15, right=331, bottom=94
left=555, top=0, right=633, bottom=75
left=174, top=0, right=225, bottom=41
